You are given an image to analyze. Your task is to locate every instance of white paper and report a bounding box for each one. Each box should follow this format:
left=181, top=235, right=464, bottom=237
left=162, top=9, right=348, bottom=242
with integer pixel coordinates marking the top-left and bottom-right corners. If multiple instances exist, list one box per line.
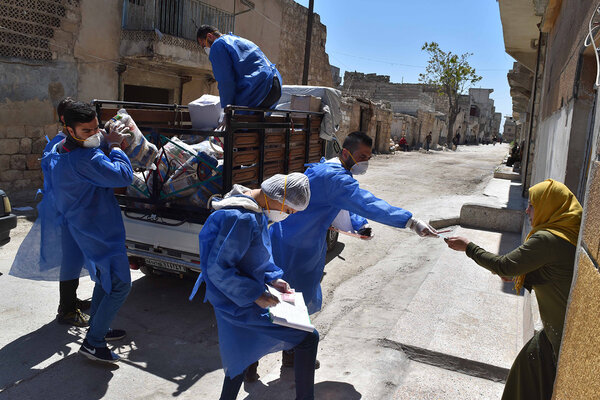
left=267, top=286, right=314, bottom=332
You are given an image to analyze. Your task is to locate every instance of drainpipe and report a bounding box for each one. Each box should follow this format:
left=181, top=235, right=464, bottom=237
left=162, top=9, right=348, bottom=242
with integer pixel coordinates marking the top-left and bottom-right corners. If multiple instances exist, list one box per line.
left=116, top=63, right=127, bottom=101
left=522, top=30, right=544, bottom=197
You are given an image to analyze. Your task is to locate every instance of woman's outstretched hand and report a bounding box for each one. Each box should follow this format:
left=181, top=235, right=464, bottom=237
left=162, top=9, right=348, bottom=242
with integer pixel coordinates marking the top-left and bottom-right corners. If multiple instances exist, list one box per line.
left=445, top=236, right=470, bottom=252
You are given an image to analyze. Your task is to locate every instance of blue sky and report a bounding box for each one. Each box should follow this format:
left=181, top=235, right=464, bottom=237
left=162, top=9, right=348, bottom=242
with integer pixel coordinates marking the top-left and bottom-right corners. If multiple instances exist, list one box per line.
left=295, top=0, right=516, bottom=125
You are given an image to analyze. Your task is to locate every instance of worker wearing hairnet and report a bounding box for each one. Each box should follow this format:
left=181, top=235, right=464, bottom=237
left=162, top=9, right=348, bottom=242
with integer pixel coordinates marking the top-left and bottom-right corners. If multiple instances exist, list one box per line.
left=197, top=25, right=282, bottom=110
left=270, top=131, right=437, bottom=320
left=40, top=101, right=133, bottom=363
left=189, top=173, right=318, bottom=400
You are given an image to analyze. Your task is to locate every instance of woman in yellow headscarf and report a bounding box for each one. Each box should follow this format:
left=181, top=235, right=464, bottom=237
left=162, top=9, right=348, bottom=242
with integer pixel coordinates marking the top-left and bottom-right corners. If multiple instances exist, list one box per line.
left=446, top=179, right=582, bottom=400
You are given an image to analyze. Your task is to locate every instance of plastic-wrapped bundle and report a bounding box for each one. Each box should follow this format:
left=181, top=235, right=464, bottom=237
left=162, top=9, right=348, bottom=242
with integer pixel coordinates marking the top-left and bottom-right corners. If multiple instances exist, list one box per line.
left=186, top=165, right=223, bottom=208
left=104, top=109, right=158, bottom=170
left=127, top=172, right=151, bottom=198
left=162, top=151, right=219, bottom=198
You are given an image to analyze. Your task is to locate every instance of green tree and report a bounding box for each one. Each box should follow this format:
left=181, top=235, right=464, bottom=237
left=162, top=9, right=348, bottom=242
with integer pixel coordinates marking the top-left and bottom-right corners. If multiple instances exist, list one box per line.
left=419, top=42, right=482, bottom=146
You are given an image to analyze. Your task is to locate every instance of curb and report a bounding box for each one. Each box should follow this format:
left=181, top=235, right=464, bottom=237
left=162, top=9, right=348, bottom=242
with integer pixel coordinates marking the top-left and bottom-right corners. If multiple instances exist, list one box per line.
left=460, top=203, right=523, bottom=233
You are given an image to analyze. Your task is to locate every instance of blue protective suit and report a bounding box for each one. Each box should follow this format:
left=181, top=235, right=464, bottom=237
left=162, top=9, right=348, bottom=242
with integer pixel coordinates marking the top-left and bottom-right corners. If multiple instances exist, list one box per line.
left=40, top=144, right=133, bottom=292
left=270, top=158, right=413, bottom=314
left=44, top=132, right=85, bottom=281
left=195, top=190, right=307, bottom=378
left=209, top=34, right=282, bottom=108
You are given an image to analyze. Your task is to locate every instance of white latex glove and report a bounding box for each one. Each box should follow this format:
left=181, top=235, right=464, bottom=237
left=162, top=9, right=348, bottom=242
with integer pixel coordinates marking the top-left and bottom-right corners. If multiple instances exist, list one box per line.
left=407, top=218, right=438, bottom=237
left=106, top=123, right=128, bottom=148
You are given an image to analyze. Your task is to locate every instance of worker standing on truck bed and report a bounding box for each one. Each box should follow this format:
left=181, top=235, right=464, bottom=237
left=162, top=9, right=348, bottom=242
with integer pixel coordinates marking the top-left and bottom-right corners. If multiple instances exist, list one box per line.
left=270, top=131, right=438, bottom=367
left=197, top=25, right=282, bottom=110
left=41, top=101, right=134, bottom=363
left=189, top=173, right=318, bottom=400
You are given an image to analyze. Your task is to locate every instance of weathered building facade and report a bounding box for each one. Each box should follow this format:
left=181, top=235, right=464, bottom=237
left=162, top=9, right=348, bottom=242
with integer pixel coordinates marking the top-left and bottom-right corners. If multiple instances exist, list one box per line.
left=338, top=96, right=392, bottom=154
left=342, top=71, right=501, bottom=148
left=499, top=1, right=600, bottom=397
left=0, top=0, right=334, bottom=200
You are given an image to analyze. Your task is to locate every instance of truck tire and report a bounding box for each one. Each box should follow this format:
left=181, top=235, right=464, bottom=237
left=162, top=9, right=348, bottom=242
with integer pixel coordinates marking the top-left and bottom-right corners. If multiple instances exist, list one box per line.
left=140, top=265, right=157, bottom=276
left=326, top=228, right=338, bottom=252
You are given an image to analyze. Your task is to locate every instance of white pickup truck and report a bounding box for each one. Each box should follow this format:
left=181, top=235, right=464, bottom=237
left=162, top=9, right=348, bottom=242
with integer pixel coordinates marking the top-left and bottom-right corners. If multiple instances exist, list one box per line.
left=93, top=100, right=338, bottom=278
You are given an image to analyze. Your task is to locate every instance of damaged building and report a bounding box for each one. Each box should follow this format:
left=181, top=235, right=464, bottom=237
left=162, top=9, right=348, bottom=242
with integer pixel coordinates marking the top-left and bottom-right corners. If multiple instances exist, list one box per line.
left=0, top=0, right=334, bottom=200
left=342, top=71, right=502, bottom=148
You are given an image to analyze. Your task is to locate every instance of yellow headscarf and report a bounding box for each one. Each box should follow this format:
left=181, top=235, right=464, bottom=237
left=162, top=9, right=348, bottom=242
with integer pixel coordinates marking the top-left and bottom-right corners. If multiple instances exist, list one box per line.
left=514, top=179, right=582, bottom=292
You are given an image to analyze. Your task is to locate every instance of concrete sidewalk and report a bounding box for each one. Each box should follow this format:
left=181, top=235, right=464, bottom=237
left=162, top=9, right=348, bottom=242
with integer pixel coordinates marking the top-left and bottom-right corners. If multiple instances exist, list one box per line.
left=384, top=177, right=527, bottom=398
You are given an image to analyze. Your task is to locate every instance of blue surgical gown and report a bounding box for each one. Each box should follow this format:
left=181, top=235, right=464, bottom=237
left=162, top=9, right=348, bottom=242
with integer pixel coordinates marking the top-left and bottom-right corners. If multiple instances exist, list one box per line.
left=270, top=159, right=413, bottom=314
left=40, top=145, right=133, bottom=292
left=44, top=133, right=85, bottom=281
left=198, top=202, right=307, bottom=378
left=9, top=134, right=86, bottom=281
left=209, top=34, right=282, bottom=108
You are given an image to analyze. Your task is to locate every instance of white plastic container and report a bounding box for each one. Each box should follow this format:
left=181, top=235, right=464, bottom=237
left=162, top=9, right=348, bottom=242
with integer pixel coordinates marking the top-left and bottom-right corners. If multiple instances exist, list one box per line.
left=188, top=94, right=223, bottom=130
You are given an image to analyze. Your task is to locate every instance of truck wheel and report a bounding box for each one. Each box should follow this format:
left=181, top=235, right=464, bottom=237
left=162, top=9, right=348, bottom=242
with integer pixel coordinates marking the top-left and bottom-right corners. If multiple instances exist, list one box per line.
left=326, top=228, right=339, bottom=252
left=140, top=266, right=155, bottom=276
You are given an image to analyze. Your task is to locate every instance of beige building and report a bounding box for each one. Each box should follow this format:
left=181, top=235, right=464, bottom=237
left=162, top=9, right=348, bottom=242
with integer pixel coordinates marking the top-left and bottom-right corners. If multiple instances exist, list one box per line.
left=500, top=1, right=600, bottom=397
left=0, top=0, right=334, bottom=200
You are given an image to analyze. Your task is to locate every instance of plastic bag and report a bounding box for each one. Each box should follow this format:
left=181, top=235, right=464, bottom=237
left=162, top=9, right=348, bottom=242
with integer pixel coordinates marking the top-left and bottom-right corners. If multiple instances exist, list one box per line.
left=162, top=151, right=218, bottom=198
left=104, top=109, right=159, bottom=170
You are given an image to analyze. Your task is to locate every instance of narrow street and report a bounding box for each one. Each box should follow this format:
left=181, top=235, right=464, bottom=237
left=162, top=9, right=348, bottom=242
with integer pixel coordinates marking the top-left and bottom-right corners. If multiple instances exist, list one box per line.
left=0, top=144, right=510, bottom=400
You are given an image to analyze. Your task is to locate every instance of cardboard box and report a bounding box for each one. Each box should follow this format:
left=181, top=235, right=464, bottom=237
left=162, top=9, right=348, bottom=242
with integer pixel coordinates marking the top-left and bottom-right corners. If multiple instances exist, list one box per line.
left=188, top=94, right=222, bottom=130
left=290, top=95, right=321, bottom=112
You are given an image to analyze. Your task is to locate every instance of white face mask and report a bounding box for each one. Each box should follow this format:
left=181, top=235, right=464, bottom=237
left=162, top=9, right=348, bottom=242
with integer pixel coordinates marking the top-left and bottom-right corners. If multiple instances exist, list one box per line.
left=204, top=47, right=210, bottom=56
left=263, top=210, right=289, bottom=223
left=350, top=160, right=369, bottom=175
left=82, top=132, right=102, bottom=148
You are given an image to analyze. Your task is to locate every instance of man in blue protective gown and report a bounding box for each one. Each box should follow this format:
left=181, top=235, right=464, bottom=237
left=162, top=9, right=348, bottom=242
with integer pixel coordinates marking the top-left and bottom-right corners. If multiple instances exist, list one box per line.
left=270, top=131, right=437, bottom=365
left=41, top=101, right=133, bottom=363
left=197, top=25, right=282, bottom=109
left=43, top=97, right=91, bottom=327
left=190, top=173, right=318, bottom=400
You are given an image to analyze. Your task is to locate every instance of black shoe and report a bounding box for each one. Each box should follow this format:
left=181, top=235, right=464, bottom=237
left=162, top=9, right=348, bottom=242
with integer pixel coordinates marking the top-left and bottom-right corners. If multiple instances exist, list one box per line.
left=282, top=349, right=294, bottom=367
left=77, top=298, right=92, bottom=311
left=244, top=361, right=259, bottom=383
left=57, top=309, right=89, bottom=327
left=78, top=339, right=120, bottom=363
left=105, top=329, right=126, bottom=342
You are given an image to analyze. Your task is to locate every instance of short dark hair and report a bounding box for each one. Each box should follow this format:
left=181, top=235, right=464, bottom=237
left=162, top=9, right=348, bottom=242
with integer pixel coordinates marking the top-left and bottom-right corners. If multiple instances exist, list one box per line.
left=57, top=97, right=74, bottom=118
left=63, top=101, right=96, bottom=129
left=343, top=131, right=372, bottom=153
left=197, top=25, right=220, bottom=40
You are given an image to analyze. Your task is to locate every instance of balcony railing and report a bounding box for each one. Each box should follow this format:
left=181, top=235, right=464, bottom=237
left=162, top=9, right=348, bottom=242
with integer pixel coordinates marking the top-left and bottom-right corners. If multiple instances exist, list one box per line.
left=122, top=0, right=234, bottom=42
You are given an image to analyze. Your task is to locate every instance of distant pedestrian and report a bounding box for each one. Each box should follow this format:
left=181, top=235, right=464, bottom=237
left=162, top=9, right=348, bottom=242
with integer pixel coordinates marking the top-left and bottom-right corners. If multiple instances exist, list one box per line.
left=425, top=132, right=432, bottom=152
left=445, top=179, right=581, bottom=400
left=398, top=135, right=408, bottom=152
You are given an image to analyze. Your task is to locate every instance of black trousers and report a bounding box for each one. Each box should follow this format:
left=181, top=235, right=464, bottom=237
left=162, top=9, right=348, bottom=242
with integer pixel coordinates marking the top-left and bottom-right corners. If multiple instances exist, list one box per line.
left=59, top=279, right=79, bottom=313
left=258, top=76, right=282, bottom=109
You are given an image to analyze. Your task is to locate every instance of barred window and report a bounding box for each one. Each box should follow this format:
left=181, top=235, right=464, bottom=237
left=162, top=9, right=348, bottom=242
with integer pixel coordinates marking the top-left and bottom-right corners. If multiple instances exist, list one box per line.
left=0, top=0, right=79, bottom=62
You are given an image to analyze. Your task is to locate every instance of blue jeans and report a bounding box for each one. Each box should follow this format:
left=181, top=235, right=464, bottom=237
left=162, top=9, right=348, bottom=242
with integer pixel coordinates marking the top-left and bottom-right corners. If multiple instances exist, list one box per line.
left=85, top=272, right=131, bottom=347
left=219, top=329, right=319, bottom=400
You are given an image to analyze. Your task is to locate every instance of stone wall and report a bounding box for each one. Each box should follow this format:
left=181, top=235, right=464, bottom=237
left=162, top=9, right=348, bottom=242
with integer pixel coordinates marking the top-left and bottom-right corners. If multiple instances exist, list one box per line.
left=277, top=0, right=333, bottom=87
left=338, top=96, right=392, bottom=154
left=0, top=0, right=335, bottom=200
left=391, top=114, right=419, bottom=147
left=0, top=0, right=87, bottom=201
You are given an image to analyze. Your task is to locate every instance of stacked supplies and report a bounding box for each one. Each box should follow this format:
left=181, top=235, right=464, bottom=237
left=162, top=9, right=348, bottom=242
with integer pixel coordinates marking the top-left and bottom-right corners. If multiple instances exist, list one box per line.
left=104, top=109, right=159, bottom=170
left=126, top=136, right=223, bottom=208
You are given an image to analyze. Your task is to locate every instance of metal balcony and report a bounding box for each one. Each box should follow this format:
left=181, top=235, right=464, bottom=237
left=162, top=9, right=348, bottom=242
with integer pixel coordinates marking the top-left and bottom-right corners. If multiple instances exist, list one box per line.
left=122, top=0, right=234, bottom=42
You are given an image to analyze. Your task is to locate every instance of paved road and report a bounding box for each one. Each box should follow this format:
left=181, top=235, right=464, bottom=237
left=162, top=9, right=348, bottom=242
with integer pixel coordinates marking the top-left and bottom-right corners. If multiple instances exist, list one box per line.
left=0, top=144, right=510, bottom=400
